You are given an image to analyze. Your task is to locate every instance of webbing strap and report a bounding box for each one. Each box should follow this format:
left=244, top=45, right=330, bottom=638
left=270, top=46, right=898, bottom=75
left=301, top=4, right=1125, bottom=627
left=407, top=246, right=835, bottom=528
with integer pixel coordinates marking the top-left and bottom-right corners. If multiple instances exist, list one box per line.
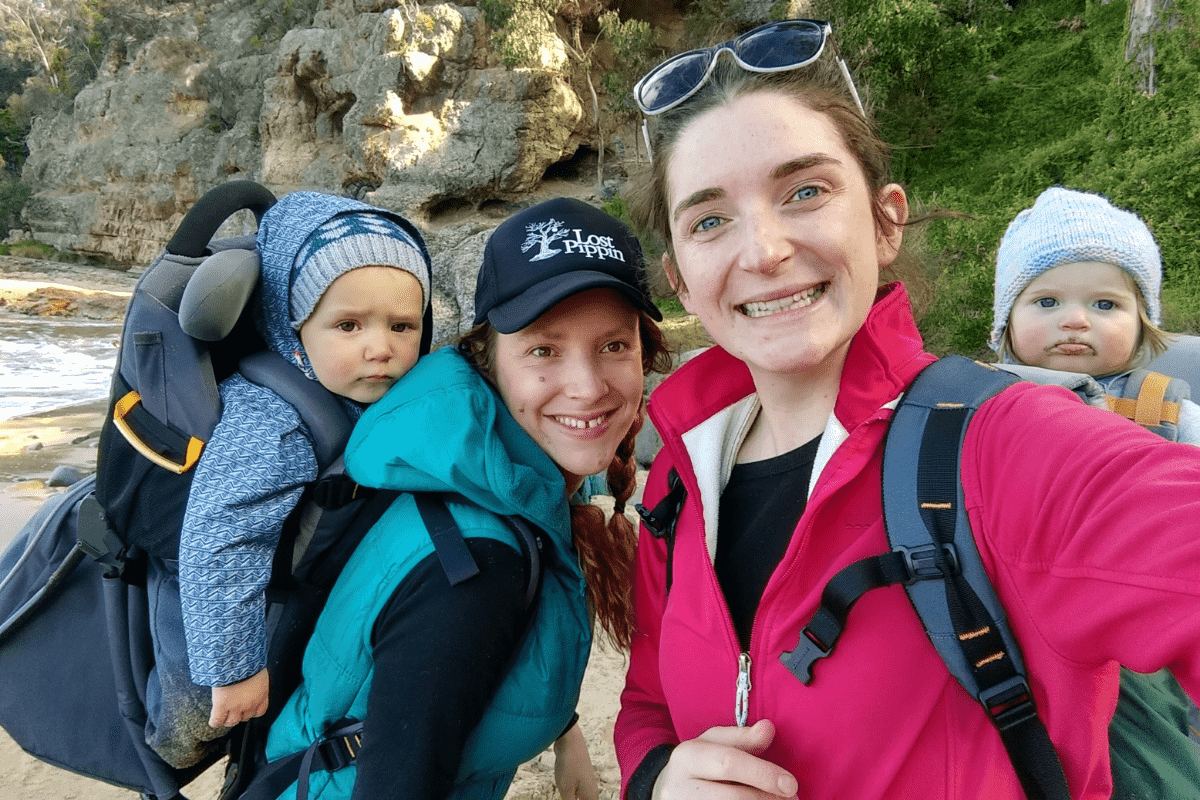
left=635, top=468, right=686, bottom=593
left=232, top=719, right=364, bottom=800
left=779, top=551, right=911, bottom=683
left=1107, top=371, right=1180, bottom=426
left=414, top=494, right=481, bottom=586
left=1134, top=371, right=1171, bottom=426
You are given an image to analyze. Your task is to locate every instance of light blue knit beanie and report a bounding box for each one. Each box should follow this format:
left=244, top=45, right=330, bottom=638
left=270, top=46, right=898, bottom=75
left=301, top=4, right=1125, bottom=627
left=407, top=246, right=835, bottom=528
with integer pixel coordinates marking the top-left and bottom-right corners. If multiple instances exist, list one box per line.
left=290, top=212, right=431, bottom=329
left=989, top=187, right=1161, bottom=351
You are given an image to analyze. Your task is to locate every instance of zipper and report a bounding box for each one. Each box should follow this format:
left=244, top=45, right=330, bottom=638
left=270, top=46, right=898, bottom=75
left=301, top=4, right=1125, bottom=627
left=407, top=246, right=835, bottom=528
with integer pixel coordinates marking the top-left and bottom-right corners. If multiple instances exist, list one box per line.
left=735, top=651, right=752, bottom=727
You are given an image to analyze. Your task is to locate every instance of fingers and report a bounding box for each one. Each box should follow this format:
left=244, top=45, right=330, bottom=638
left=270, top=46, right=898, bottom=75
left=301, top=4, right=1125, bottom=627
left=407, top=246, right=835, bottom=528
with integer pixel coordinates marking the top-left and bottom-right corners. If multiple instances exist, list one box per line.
left=658, top=721, right=799, bottom=800
left=208, top=700, right=267, bottom=728
left=696, top=718, right=778, bottom=756
left=208, top=672, right=270, bottom=728
left=208, top=702, right=238, bottom=729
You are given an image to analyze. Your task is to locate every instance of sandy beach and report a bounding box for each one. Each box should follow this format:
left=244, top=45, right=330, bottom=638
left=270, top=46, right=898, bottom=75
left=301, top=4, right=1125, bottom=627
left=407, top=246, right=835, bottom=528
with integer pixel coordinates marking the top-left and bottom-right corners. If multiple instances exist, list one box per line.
left=0, top=261, right=629, bottom=799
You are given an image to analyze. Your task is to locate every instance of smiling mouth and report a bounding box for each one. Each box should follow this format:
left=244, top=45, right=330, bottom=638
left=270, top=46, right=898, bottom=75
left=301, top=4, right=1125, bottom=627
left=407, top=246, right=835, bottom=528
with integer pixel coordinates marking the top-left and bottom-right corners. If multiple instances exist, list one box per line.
left=553, top=411, right=613, bottom=430
left=739, top=283, right=827, bottom=318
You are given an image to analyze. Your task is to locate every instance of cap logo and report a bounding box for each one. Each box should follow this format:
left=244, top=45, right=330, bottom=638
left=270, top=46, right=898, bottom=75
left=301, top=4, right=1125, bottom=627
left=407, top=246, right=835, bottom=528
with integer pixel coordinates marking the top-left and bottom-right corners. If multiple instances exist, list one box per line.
left=521, top=217, right=626, bottom=263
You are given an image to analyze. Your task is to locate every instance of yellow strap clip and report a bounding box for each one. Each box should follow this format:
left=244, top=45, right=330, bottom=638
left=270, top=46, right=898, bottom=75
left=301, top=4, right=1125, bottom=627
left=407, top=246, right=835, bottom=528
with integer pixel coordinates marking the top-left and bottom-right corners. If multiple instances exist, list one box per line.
left=112, top=390, right=205, bottom=474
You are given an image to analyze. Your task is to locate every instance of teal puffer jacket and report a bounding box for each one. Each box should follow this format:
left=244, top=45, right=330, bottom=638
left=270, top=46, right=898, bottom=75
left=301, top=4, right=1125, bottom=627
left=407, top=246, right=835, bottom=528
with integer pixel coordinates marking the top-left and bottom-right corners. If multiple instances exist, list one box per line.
left=264, top=347, right=592, bottom=800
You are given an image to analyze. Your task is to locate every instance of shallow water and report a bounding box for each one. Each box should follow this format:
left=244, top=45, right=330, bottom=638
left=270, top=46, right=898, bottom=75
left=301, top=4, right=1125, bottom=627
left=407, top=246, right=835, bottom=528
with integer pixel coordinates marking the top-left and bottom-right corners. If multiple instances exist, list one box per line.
left=0, top=314, right=121, bottom=421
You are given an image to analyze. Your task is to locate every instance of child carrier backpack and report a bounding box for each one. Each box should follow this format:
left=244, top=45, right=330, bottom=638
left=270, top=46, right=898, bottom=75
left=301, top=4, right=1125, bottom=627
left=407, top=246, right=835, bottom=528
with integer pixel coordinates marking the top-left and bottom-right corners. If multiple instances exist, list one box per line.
left=638, top=353, right=1199, bottom=800
left=0, top=181, right=544, bottom=800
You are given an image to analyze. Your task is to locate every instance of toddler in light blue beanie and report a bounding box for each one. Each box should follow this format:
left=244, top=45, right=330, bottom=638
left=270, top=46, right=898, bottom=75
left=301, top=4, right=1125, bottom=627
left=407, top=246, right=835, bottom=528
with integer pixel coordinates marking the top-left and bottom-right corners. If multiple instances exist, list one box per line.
left=990, top=187, right=1169, bottom=374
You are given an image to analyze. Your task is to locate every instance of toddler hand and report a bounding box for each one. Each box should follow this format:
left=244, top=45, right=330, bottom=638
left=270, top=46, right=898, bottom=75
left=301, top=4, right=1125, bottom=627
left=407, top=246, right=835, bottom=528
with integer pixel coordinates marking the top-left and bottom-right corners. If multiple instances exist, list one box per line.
left=553, top=720, right=599, bottom=800
left=209, top=668, right=269, bottom=728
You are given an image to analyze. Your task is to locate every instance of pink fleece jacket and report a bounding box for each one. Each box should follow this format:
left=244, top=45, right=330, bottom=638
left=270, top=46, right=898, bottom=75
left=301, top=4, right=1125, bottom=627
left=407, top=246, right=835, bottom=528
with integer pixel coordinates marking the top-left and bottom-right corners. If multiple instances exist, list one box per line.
left=616, top=284, right=1200, bottom=799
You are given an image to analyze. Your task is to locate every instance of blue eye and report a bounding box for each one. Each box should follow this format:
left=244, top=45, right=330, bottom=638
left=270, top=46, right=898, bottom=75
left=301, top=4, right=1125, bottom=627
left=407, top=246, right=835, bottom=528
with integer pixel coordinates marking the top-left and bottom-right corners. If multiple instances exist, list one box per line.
left=1095, top=299, right=1115, bottom=311
left=793, top=186, right=821, bottom=201
left=1035, top=298, right=1057, bottom=309
left=693, top=215, right=723, bottom=233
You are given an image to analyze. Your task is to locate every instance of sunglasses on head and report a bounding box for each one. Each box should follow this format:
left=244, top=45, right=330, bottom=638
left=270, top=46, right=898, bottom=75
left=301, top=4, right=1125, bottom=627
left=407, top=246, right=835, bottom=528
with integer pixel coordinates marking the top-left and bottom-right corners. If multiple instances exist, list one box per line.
left=633, top=19, right=864, bottom=117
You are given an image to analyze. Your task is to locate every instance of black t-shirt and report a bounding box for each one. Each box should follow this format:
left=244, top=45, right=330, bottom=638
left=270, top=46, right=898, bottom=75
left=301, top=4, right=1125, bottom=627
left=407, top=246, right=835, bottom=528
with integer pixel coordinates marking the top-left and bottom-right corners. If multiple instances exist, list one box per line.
left=715, top=434, right=822, bottom=651
left=350, top=537, right=527, bottom=800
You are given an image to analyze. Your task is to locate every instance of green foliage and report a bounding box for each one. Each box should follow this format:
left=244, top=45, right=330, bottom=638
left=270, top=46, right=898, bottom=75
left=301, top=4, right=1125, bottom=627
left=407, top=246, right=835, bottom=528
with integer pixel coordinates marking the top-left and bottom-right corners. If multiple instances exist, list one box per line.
left=0, top=238, right=55, bottom=258
left=680, top=0, right=741, bottom=47
left=0, top=177, right=30, bottom=234
left=846, top=0, right=1200, bottom=354
left=600, top=193, right=628, bottom=221
left=477, top=0, right=559, bottom=68
left=0, top=105, right=28, bottom=170
left=0, top=0, right=108, bottom=96
left=655, top=296, right=687, bottom=317
left=598, top=12, right=655, bottom=119
left=478, top=0, right=514, bottom=29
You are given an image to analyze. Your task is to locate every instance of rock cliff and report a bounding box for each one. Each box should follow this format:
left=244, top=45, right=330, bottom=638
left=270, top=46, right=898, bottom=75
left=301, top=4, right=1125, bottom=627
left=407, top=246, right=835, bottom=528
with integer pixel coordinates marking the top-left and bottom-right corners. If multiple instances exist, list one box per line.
left=21, top=0, right=667, bottom=341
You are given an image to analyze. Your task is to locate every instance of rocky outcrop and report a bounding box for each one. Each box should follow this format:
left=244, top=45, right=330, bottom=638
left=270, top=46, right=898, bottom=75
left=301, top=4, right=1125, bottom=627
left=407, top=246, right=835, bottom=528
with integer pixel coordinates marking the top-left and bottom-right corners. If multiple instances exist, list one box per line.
left=21, top=0, right=596, bottom=268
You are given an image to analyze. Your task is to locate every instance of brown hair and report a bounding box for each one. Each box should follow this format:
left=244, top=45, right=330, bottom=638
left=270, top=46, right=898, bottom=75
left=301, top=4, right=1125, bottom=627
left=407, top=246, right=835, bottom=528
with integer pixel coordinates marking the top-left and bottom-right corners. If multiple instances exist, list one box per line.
left=627, top=51, right=934, bottom=309
left=458, top=311, right=672, bottom=650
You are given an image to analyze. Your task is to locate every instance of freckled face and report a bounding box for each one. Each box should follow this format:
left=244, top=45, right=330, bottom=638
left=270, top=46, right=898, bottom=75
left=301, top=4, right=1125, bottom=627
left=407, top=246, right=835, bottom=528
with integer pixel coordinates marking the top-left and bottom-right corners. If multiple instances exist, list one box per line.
left=1008, top=261, right=1142, bottom=376
left=298, top=266, right=425, bottom=403
left=665, top=90, right=905, bottom=385
left=492, top=288, right=645, bottom=492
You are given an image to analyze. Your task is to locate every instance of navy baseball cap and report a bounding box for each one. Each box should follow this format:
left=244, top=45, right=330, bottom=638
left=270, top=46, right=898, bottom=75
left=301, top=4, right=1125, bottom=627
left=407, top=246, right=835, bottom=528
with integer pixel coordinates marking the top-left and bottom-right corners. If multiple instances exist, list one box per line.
left=472, top=197, right=663, bottom=333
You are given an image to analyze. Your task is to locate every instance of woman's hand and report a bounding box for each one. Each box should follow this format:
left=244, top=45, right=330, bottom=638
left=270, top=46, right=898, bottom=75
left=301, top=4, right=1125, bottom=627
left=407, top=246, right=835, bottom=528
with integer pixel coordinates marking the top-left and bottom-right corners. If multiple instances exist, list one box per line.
left=653, top=720, right=798, bottom=800
left=553, top=720, right=600, bottom=800
left=209, top=668, right=269, bottom=728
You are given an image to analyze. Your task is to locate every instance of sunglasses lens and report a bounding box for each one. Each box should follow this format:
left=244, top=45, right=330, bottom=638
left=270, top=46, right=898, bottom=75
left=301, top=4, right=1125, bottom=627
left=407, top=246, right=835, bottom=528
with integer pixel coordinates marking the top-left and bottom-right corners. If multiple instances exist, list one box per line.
left=638, top=51, right=712, bottom=114
left=735, top=21, right=825, bottom=70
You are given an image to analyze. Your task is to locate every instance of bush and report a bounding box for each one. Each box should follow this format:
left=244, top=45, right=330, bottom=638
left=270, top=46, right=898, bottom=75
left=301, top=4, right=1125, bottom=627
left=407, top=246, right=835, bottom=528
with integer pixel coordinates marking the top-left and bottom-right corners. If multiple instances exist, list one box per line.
left=0, top=177, right=30, bottom=234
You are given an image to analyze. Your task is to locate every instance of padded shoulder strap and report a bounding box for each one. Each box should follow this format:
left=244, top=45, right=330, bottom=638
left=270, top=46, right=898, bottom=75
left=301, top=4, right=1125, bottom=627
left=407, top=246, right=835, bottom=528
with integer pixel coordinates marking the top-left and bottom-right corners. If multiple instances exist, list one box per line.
left=238, top=351, right=353, bottom=472
left=883, top=356, right=1070, bottom=800
left=882, top=356, right=1021, bottom=694
left=989, top=362, right=1106, bottom=408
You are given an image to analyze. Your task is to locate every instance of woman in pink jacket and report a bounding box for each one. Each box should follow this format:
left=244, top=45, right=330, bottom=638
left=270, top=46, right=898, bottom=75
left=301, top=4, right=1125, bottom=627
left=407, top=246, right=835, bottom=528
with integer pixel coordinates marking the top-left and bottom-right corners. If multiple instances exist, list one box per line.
left=614, top=18, right=1200, bottom=800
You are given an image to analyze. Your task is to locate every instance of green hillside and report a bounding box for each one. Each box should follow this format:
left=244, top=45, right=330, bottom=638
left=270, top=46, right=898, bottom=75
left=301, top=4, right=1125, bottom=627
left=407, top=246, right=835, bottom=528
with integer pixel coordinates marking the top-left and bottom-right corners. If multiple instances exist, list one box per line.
left=833, top=0, right=1200, bottom=355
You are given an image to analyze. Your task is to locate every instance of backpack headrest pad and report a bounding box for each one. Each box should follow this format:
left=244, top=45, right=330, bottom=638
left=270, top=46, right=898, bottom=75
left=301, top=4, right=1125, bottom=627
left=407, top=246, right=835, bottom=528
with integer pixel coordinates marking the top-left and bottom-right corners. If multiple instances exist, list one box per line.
left=179, top=248, right=261, bottom=342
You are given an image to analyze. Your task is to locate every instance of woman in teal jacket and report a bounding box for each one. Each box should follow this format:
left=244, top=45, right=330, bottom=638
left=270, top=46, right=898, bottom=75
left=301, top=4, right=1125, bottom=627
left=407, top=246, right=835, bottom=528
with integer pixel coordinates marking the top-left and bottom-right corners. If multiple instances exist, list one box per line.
left=261, top=197, right=671, bottom=800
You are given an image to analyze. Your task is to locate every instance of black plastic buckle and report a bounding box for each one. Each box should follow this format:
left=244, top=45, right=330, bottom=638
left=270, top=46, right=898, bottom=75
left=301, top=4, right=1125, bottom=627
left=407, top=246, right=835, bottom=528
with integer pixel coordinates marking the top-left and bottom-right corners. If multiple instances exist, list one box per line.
left=76, top=494, right=127, bottom=575
left=779, top=627, right=831, bottom=685
left=897, top=543, right=959, bottom=583
left=315, top=732, right=361, bottom=773
left=635, top=469, right=686, bottom=539
left=312, top=475, right=365, bottom=510
left=980, top=676, right=1038, bottom=732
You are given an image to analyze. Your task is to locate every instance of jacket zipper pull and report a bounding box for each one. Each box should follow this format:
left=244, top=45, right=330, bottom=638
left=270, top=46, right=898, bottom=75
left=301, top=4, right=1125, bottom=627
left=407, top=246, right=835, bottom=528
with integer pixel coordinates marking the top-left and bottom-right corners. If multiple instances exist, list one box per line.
left=735, top=652, right=752, bottom=727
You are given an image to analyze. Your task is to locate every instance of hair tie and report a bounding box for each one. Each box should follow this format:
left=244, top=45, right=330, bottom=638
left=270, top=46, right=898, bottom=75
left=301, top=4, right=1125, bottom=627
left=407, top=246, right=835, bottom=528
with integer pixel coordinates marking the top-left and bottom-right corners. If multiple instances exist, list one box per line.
left=614, top=499, right=626, bottom=514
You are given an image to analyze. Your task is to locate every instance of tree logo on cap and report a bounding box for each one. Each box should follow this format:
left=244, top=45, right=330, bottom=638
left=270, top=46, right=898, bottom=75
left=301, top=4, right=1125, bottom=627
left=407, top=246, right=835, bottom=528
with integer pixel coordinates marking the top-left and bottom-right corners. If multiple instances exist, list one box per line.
left=522, top=217, right=626, bottom=263
left=523, top=218, right=570, bottom=261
